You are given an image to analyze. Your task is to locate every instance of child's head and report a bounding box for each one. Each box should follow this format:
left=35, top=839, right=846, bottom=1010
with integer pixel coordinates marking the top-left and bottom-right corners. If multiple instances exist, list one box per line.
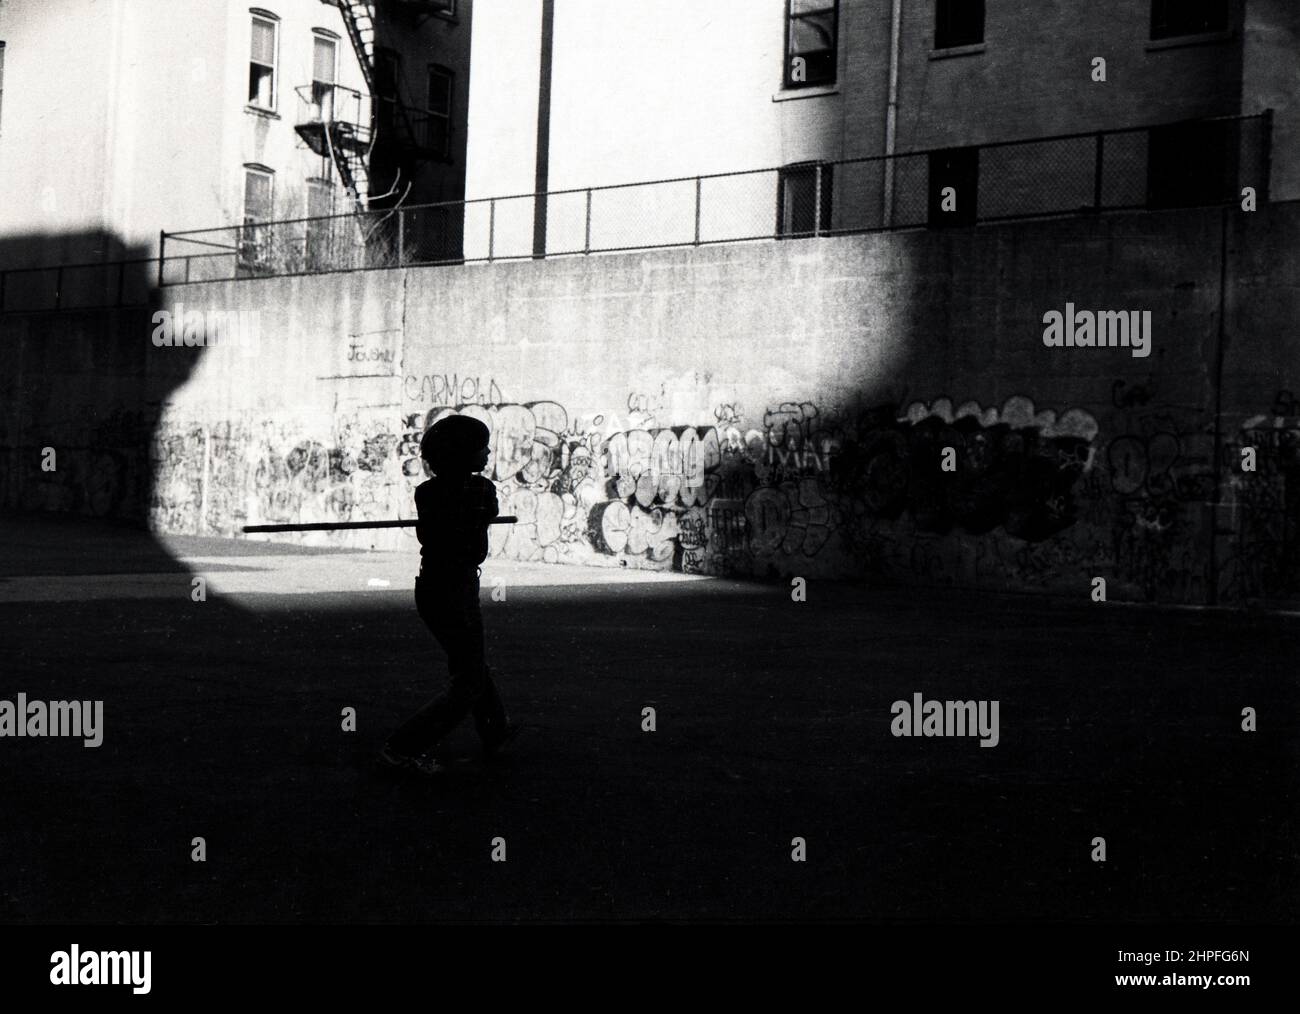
left=421, top=415, right=491, bottom=476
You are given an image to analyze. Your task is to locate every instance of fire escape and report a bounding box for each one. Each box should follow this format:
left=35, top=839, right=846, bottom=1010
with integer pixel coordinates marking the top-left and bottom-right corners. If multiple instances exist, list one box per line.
left=301, top=0, right=451, bottom=213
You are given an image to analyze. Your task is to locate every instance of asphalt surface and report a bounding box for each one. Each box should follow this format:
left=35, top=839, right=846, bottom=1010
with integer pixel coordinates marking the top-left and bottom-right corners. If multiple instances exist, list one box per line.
left=1, top=514, right=1296, bottom=923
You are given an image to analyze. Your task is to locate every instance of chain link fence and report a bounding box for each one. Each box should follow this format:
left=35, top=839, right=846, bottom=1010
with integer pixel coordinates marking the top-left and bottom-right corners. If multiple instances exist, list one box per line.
left=38, top=111, right=1266, bottom=295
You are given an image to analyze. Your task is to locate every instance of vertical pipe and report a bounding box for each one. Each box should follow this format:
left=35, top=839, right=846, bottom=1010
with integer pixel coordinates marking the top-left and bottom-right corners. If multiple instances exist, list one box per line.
left=157, top=231, right=166, bottom=289
left=488, top=199, right=496, bottom=261
left=397, top=205, right=406, bottom=265
left=584, top=189, right=592, bottom=253
left=883, top=0, right=903, bottom=226
left=694, top=176, right=702, bottom=245
left=532, top=0, right=556, bottom=259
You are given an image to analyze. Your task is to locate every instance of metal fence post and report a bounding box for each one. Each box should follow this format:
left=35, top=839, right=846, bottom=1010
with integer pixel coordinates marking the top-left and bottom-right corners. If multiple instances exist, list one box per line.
left=1093, top=131, right=1105, bottom=210
left=488, top=199, right=496, bottom=262
left=158, top=231, right=166, bottom=289
left=584, top=189, right=592, bottom=254
left=694, top=177, right=702, bottom=245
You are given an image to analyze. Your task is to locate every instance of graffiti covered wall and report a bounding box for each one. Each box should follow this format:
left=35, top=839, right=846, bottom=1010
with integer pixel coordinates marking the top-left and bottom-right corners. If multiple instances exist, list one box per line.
left=5, top=204, right=1298, bottom=606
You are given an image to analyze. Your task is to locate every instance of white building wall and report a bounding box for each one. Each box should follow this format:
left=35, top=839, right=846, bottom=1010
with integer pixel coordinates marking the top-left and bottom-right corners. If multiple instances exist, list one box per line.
left=0, top=0, right=368, bottom=268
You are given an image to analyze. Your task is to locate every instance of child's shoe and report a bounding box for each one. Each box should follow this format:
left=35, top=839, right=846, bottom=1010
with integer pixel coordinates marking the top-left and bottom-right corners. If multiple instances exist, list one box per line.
left=377, top=744, right=445, bottom=777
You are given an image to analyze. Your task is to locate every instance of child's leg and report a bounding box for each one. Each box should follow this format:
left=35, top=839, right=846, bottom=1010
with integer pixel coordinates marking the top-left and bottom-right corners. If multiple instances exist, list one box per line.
left=386, top=575, right=488, bottom=756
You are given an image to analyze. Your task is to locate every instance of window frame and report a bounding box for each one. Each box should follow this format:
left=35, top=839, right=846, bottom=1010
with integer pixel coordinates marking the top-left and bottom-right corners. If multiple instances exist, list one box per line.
left=248, top=9, right=281, bottom=111
left=375, top=47, right=402, bottom=136
left=240, top=163, right=276, bottom=268
left=933, top=0, right=986, bottom=51
left=1146, top=119, right=1236, bottom=209
left=305, top=176, right=336, bottom=269
left=425, top=63, right=455, bottom=160
left=1149, top=0, right=1230, bottom=41
left=783, top=0, right=839, bottom=90
left=776, top=161, right=834, bottom=239
left=427, top=0, right=457, bottom=21
left=310, top=29, right=339, bottom=120
left=926, top=145, right=980, bottom=227
left=311, top=29, right=339, bottom=86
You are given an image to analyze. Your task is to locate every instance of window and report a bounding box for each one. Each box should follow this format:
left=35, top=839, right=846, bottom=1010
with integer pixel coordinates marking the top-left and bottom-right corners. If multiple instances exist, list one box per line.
left=1147, top=120, right=1235, bottom=208
left=248, top=11, right=279, bottom=109
left=241, top=165, right=274, bottom=268
left=425, top=64, right=453, bottom=159
left=1150, top=0, right=1228, bottom=40
left=934, top=0, right=985, bottom=50
left=305, top=178, right=335, bottom=269
left=776, top=162, right=834, bottom=237
left=927, top=146, right=979, bottom=226
left=375, top=49, right=401, bottom=137
left=311, top=31, right=337, bottom=120
left=784, top=0, right=838, bottom=88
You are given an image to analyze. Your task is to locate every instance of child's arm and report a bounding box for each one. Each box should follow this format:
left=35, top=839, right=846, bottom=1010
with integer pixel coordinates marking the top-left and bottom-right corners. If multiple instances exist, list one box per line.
left=464, top=475, right=499, bottom=528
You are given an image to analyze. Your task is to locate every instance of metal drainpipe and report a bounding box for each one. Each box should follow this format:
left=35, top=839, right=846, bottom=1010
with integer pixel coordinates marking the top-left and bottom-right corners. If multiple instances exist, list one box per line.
left=883, top=0, right=903, bottom=227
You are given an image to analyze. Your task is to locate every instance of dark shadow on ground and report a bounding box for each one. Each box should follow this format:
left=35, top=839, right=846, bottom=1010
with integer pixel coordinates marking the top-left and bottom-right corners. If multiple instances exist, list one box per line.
left=2, top=563, right=1295, bottom=924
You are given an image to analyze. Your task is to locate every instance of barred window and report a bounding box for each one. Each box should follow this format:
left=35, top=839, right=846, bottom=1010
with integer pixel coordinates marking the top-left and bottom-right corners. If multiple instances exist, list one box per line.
left=777, top=162, right=834, bottom=237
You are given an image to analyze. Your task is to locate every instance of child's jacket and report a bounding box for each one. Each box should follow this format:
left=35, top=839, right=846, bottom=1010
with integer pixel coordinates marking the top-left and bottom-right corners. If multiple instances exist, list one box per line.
left=414, top=474, right=499, bottom=573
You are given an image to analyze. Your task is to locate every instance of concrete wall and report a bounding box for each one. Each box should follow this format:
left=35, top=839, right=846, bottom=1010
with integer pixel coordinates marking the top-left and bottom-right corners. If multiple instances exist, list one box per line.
left=4, top=202, right=1299, bottom=608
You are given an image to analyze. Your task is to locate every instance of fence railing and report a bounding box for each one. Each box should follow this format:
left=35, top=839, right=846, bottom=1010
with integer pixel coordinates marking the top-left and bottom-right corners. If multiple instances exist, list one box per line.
left=0, top=112, right=1272, bottom=310
left=158, top=111, right=1271, bottom=285
left=0, top=257, right=160, bottom=314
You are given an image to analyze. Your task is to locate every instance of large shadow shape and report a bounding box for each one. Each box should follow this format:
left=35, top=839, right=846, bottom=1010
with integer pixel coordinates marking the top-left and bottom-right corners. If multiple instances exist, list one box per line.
left=0, top=231, right=202, bottom=582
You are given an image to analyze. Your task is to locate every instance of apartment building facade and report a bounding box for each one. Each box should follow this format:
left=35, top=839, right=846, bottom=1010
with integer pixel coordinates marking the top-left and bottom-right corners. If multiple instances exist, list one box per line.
left=463, top=0, right=1297, bottom=257
left=0, top=0, right=472, bottom=277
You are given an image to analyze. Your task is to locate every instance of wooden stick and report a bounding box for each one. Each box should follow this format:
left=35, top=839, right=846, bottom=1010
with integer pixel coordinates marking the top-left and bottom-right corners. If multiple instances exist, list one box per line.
left=242, top=516, right=518, bottom=533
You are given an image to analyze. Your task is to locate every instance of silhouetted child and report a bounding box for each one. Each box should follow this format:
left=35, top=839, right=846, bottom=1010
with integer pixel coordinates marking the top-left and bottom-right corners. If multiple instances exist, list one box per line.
left=380, top=415, right=516, bottom=776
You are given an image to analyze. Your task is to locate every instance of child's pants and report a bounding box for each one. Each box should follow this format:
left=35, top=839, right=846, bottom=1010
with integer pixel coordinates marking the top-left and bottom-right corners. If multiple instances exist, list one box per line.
left=387, top=570, right=507, bottom=755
